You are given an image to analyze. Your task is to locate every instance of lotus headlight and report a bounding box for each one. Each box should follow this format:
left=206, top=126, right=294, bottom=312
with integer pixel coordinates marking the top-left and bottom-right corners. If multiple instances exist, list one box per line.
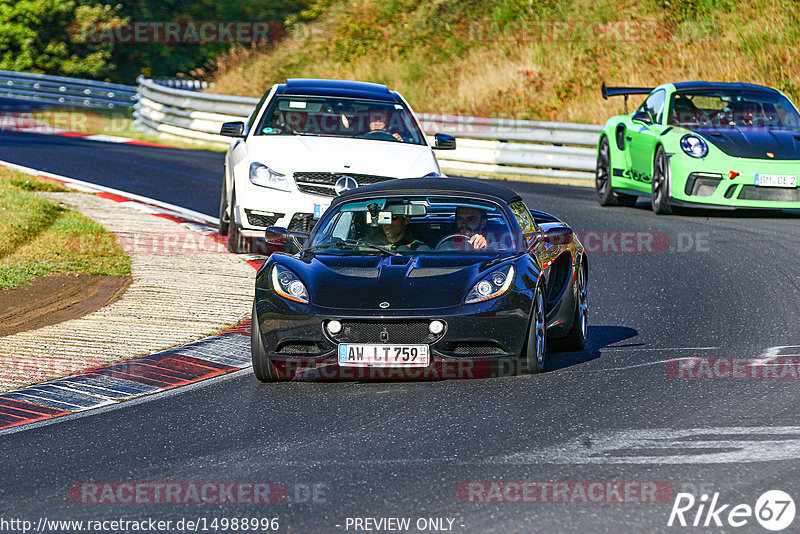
left=465, top=265, right=515, bottom=304
left=250, top=162, right=291, bottom=191
left=271, top=265, right=309, bottom=303
left=680, top=134, right=708, bottom=158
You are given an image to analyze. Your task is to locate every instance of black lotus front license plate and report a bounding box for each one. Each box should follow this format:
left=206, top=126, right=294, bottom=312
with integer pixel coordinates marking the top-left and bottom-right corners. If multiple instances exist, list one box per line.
left=337, top=344, right=430, bottom=367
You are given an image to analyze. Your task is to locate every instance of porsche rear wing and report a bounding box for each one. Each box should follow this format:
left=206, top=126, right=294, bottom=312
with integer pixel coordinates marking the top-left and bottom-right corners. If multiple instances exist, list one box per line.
left=601, top=82, right=653, bottom=112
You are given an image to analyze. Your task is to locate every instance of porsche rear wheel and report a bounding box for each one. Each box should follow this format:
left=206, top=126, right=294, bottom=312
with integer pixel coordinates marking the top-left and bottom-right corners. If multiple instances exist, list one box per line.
left=595, top=137, right=617, bottom=206
left=596, top=137, right=637, bottom=207
left=522, top=287, right=547, bottom=374
left=651, top=146, right=673, bottom=214
left=251, top=303, right=283, bottom=382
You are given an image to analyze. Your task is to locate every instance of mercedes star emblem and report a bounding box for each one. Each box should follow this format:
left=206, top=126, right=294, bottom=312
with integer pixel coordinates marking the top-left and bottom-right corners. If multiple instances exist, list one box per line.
left=334, top=175, right=359, bottom=195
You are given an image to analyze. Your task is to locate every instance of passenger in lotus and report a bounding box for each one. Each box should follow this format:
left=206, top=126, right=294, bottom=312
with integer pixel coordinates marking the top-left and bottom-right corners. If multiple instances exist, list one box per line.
left=365, top=211, right=429, bottom=252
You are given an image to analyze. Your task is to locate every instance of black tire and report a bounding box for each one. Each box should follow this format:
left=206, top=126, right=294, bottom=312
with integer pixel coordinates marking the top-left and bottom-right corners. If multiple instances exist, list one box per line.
left=651, top=145, right=672, bottom=214
left=549, top=263, right=587, bottom=352
left=521, top=286, right=547, bottom=374
left=227, top=190, right=241, bottom=253
left=251, top=303, right=283, bottom=382
left=596, top=137, right=618, bottom=206
left=218, top=183, right=229, bottom=237
left=597, top=136, right=638, bottom=207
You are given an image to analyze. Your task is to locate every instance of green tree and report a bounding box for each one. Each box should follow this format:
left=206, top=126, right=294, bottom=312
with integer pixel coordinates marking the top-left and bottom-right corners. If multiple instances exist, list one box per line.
left=0, top=0, right=123, bottom=78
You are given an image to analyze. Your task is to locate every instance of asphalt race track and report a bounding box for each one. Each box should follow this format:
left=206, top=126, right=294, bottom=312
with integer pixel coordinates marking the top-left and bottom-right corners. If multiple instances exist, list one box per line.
left=2, top=131, right=800, bottom=533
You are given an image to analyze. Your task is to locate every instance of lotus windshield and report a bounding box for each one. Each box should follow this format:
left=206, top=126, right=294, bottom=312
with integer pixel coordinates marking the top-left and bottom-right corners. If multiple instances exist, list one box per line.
left=309, top=196, right=517, bottom=254
left=667, top=89, right=800, bottom=129
left=256, top=96, right=425, bottom=144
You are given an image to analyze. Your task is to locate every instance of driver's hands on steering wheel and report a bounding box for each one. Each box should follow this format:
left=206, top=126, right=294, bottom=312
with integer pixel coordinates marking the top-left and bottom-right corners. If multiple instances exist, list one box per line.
left=435, top=232, right=488, bottom=250
left=468, top=233, right=487, bottom=249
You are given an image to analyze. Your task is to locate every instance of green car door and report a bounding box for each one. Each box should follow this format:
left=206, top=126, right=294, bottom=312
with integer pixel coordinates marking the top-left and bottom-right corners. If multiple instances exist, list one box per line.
left=626, top=88, right=669, bottom=190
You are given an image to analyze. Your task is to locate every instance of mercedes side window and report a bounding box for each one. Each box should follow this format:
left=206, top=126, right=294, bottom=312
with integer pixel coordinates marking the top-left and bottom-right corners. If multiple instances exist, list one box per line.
left=245, top=91, right=271, bottom=136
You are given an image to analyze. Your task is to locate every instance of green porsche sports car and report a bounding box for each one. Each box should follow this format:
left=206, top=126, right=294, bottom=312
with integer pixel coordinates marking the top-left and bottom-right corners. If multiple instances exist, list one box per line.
left=596, top=81, right=800, bottom=213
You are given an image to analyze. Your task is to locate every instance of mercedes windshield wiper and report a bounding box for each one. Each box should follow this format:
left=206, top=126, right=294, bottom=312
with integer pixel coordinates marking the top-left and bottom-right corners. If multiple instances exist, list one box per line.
left=304, top=239, right=400, bottom=256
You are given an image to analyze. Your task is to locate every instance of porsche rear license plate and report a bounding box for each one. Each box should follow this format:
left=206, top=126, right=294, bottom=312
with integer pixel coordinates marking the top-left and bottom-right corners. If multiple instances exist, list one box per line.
left=338, top=344, right=430, bottom=367
left=755, top=174, right=797, bottom=188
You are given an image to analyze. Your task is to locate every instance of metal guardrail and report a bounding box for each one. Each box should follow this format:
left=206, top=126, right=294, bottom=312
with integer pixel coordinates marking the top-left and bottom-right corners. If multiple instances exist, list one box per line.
left=133, top=76, right=259, bottom=145
left=0, top=70, right=137, bottom=109
left=133, top=77, right=600, bottom=179
left=0, top=70, right=601, bottom=180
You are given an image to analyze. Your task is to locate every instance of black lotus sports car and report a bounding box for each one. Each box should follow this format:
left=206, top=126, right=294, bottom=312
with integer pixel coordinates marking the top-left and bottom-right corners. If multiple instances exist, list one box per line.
left=251, top=177, right=587, bottom=381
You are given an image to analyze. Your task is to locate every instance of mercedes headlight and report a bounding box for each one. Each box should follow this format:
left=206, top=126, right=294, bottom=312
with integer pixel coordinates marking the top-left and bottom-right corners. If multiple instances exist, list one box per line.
left=250, top=163, right=291, bottom=191
left=271, top=265, right=309, bottom=303
left=680, top=134, right=708, bottom=158
left=465, top=265, right=515, bottom=304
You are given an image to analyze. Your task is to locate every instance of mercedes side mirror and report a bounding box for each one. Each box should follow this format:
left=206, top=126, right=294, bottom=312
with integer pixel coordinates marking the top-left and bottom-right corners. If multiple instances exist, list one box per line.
left=433, top=133, right=456, bottom=150
left=220, top=121, right=245, bottom=137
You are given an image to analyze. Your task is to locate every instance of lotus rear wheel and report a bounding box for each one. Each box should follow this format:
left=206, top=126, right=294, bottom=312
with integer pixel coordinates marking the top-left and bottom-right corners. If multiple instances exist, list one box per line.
left=549, top=263, right=587, bottom=352
left=522, top=287, right=547, bottom=374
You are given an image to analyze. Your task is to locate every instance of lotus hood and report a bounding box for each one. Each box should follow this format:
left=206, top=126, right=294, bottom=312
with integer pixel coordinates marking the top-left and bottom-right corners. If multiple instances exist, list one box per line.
left=245, top=136, right=440, bottom=177
left=287, top=254, right=506, bottom=310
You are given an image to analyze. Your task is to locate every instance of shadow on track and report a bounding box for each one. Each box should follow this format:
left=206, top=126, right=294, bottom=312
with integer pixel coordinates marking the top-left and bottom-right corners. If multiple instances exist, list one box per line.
left=545, top=325, right=638, bottom=372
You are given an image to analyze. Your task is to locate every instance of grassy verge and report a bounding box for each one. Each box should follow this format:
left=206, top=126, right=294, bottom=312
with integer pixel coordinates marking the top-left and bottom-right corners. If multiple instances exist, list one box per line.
left=209, top=0, right=800, bottom=124
left=30, top=108, right=228, bottom=152
left=0, top=169, right=132, bottom=290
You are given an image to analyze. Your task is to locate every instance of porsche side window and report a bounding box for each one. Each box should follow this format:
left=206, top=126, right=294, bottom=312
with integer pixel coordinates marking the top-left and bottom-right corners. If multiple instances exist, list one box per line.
left=644, top=89, right=666, bottom=124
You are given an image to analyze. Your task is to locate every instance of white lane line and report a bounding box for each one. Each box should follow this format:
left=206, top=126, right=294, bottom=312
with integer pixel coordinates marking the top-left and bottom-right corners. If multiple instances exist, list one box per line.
left=569, top=357, right=696, bottom=373
left=0, top=158, right=217, bottom=225
left=602, top=346, right=720, bottom=351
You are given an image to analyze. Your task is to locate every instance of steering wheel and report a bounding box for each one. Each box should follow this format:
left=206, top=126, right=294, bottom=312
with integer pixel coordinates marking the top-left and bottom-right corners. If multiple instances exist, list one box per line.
left=435, top=233, right=472, bottom=250
left=361, top=130, right=399, bottom=142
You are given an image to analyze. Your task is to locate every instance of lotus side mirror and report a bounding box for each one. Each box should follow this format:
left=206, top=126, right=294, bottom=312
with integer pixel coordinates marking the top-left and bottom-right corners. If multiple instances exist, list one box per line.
left=527, top=227, right=574, bottom=250
left=265, top=226, right=307, bottom=255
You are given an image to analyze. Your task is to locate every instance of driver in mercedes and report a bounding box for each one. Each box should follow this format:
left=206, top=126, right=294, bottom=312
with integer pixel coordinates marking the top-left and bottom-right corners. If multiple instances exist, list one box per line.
left=368, top=110, right=403, bottom=142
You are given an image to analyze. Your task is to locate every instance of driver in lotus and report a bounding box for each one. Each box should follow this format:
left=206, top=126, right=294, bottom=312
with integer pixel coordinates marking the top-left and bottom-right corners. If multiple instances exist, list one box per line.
left=437, top=206, right=492, bottom=251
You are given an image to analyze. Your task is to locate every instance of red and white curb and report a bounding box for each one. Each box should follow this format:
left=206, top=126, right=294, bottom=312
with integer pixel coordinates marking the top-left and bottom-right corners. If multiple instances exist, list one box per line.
left=0, top=161, right=266, bottom=433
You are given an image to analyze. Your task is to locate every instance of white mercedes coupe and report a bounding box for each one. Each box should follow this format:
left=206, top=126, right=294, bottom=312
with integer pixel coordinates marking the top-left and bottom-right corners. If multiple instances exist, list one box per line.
left=218, top=78, right=456, bottom=252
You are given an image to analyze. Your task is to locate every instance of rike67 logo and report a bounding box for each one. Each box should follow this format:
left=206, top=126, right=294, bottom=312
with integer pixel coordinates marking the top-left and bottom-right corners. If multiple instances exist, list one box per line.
left=668, top=490, right=795, bottom=531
